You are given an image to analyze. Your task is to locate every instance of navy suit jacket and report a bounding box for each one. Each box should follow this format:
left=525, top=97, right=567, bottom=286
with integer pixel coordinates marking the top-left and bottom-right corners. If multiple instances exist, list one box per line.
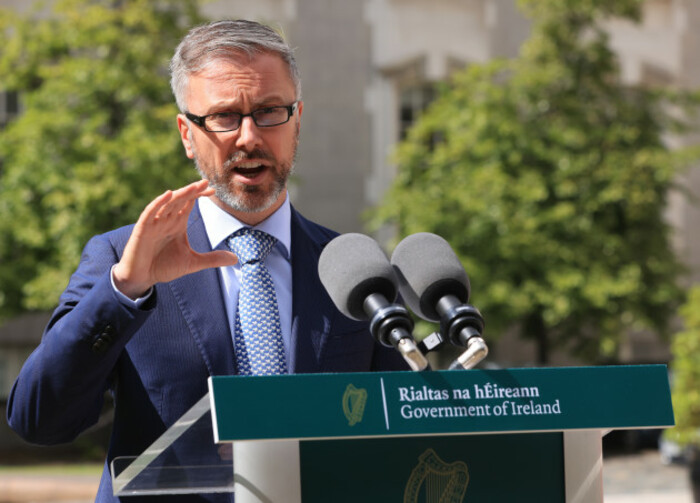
left=7, top=203, right=407, bottom=502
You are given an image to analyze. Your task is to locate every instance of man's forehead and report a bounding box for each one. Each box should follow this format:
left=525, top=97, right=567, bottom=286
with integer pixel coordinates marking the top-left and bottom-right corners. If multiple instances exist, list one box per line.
left=197, top=50, right=286, bottom=76
left=185, top=53, right=295, bottom=111
left=192, top=54, right=292, bottom=89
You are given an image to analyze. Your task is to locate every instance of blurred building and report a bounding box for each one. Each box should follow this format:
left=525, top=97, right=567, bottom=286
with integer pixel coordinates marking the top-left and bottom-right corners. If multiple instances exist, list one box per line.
left=203, top=0, right=700, bottom=366
left=199, top=0, right=530, bottom=233
left=1, top=0, right=699, bottom=447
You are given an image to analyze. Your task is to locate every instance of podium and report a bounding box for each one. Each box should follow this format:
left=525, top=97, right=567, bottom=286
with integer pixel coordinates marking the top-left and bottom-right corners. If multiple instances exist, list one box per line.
left=111, top=365, right=673, bottom=502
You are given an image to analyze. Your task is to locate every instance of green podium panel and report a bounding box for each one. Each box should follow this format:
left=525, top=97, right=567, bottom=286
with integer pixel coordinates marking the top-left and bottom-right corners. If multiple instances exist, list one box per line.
left=209, top=365, right=673, bottom=441
left=300, top=433, right=565, bottom=503
left=207, top=365, right=672, bottom=503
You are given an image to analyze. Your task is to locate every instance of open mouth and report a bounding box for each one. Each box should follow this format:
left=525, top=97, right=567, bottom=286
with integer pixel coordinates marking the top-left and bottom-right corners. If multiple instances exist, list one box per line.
left=234, top=161, right=267, bottom=178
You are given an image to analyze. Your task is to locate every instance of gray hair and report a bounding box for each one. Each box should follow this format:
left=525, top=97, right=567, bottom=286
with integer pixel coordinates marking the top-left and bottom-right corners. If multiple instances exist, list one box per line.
left=170, top=19, right=301, bottom=112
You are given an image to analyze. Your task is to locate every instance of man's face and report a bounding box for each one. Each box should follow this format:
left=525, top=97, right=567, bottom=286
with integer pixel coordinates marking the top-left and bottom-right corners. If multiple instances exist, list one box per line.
left=177, top=52, right=302, bottom=223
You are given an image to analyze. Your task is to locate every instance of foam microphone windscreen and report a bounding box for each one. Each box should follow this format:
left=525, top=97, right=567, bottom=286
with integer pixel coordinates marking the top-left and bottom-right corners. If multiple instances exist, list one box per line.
left=318, top=233, right=398, bottom=321
left=391, top=233, right=470, bottom=322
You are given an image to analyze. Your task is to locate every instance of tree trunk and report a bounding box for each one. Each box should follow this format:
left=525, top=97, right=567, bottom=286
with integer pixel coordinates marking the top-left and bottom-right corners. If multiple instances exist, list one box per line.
left=524, top=313, right=549, bottom=365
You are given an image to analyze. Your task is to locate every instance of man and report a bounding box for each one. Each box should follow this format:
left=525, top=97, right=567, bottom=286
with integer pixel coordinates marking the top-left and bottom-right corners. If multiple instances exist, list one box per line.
left=7, top=20, right=407, bottom=501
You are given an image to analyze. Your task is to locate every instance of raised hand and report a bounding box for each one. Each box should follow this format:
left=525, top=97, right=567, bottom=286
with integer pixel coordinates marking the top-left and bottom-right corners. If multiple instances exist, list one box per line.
left=112, top=180, right=238, bottom=299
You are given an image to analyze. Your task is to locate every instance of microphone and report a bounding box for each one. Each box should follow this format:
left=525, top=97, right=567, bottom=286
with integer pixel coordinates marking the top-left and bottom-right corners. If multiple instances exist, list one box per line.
left=318, top=233, right=429, bottom=371
left=390, top=232, right=488, bottom=370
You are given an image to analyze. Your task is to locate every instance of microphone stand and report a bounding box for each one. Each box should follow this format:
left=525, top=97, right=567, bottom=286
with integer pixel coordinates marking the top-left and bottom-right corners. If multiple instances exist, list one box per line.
left=363, top=293, right=430, bottom=372
left=416, top=297, right=488, bottom=370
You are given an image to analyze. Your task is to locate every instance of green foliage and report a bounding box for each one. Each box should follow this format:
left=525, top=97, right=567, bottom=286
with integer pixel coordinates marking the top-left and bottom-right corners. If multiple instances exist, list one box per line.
left=0, top=0, right=206, bottom=319
left=667, top=286, right=700, bottom=446
left=371, top=0, right=700, bottom=362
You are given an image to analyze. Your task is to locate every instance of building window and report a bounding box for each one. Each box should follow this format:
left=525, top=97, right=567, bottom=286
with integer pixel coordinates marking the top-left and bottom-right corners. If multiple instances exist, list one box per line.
left=399, top=84, right=436, bottom=140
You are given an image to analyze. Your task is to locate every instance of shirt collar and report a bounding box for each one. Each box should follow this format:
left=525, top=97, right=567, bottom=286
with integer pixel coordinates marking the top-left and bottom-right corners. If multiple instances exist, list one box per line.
left=198, top=193, right=292, bottom=260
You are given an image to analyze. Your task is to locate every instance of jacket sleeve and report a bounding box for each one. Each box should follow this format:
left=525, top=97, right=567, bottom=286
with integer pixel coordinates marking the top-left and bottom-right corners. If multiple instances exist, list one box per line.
left=5, top=231, right=156, bottom=445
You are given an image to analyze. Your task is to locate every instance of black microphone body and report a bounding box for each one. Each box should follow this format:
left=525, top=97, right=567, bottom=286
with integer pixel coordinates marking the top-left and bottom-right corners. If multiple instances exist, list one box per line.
left=318, top=233, right=429, bottom=371
left=436, top=295, right=485, bottom=348
left=364, top=293, right=414, bottom=349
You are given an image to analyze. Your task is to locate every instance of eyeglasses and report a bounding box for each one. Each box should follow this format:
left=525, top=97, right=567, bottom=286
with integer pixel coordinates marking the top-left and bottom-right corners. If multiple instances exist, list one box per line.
left=185, top=102, right=299, bottom=132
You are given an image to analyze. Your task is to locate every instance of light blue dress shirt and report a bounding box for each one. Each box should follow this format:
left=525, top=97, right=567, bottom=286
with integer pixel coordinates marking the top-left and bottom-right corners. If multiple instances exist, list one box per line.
left=197, top=194, right=293, bottom=359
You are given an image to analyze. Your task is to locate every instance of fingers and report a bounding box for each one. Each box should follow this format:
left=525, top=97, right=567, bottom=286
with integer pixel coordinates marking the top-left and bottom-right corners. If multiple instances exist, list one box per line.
left=140, top=189, right=174, bottom=225
left=156, top=180, right=214, bottom=220
left=140, top=180, right=214, bottom=225
left=115, top=180, right=228, bottom=298
left=155, top=194, right=194, bottom=223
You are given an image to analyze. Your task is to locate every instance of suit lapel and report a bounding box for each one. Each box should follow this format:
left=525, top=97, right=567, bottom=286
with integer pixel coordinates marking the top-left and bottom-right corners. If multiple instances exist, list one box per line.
left=289, top=208, right=336, bottom=373
left=164, top=203, right=336, bottom=375
left=168, top=203, right=236, bottom=376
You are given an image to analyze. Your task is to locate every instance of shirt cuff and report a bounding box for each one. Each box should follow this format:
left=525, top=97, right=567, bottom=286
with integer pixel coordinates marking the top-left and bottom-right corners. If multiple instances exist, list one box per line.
left=110, top=265, right=153, bottom=307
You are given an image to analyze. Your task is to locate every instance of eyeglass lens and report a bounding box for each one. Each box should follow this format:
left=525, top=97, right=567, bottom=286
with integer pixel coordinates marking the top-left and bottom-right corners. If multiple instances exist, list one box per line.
left=207, top=106, right=292, bottom=131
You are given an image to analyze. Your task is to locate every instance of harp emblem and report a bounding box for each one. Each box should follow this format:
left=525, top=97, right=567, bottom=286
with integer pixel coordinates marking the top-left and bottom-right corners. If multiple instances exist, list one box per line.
left=404, top=448, right=469, bottom=503
left=342, top=383, right=367, bottom=426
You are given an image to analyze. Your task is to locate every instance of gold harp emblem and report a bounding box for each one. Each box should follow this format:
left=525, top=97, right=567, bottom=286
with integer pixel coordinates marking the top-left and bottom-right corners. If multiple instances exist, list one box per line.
left=404, top=448, right=469, bottom=503
left=342, top=384, right=367, bottom=426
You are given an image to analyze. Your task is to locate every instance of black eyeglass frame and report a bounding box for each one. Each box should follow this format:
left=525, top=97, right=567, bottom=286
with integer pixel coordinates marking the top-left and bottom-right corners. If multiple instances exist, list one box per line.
left=185, top=102, right=299, bottom=132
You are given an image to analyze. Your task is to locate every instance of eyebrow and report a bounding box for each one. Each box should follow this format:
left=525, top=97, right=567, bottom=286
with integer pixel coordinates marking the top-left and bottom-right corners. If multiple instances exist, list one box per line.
left=204, top=96, right=292, bottom=115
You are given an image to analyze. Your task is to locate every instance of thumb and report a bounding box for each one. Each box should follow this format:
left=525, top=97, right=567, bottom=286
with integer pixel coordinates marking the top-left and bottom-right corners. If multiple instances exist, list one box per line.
left=191, top=250, right=238, bottom=273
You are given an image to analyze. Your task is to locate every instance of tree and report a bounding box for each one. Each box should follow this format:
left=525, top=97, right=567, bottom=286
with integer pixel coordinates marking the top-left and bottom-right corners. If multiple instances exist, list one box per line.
left=0, top=0, right=206, bottom=321
left=668, top=286, right=700, bottom=447
left=371, top=0, right=700, bottom=364
left=666, top=286, right=700, bottom=500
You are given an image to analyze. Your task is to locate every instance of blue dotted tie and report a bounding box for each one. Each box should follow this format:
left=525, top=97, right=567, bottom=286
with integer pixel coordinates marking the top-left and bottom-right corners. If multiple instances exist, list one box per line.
left=227, top=229, right=287, bottom=375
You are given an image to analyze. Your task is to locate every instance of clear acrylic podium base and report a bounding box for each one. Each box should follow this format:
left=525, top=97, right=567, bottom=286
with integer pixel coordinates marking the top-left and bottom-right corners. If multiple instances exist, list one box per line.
left=111, top=459, right=234, bottom=496
left=110, top=393, right=235, bottom=496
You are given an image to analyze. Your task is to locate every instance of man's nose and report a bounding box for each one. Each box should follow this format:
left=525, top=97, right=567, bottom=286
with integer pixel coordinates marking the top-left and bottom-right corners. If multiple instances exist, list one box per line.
left=235, top=116, right=263, bottom=151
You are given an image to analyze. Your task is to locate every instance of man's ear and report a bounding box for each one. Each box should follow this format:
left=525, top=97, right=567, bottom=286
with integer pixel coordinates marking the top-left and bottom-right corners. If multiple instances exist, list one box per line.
left=177, top=114, right=195, bottom=159
left=295, top=100, right=303, bottom=135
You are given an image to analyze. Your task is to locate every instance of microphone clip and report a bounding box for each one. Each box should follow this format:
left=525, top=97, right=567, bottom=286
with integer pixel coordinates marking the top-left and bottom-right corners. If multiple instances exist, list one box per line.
left=417, top=300, right=489, bottom=370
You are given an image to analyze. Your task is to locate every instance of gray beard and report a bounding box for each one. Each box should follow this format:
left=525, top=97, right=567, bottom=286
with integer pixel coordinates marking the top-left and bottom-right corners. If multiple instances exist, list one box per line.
left=195, top=158, right=291, bottom=214
left=189, top=127, right=299, bottom=214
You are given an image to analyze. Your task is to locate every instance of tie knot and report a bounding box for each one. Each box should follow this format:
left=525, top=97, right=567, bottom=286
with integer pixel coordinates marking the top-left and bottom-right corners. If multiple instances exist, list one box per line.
left=227, top=229, right=276, bottom=264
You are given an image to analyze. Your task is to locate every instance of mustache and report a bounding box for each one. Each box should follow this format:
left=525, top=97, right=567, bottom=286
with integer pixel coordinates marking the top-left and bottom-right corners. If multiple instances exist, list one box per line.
left=223, top=149, right=275, bottom=168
